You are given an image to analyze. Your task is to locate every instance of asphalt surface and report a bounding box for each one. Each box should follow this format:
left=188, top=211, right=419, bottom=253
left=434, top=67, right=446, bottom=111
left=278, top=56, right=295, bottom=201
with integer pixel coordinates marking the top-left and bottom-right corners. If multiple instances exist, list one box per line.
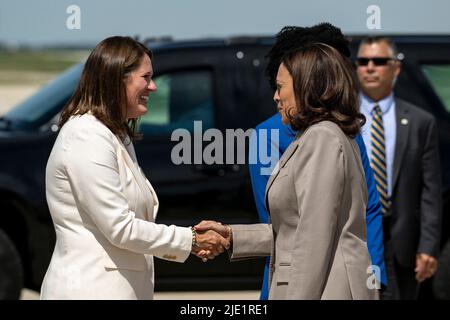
left=21, top=289, right=260, bottom=300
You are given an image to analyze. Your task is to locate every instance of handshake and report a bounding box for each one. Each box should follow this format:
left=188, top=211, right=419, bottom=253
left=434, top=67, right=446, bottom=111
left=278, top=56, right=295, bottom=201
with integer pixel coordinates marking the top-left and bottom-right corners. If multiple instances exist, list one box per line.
left=190, top=220, right=232, bottom=262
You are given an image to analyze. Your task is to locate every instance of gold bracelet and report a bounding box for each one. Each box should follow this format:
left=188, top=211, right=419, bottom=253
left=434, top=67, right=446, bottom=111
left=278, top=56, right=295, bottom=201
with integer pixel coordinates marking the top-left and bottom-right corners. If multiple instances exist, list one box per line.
left=191, top=227, right=197, bottom=248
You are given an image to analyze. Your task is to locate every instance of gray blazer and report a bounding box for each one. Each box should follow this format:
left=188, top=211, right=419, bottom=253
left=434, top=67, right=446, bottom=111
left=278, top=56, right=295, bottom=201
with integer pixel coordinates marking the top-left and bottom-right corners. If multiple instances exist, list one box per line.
left=231, top=121, right=379, bottom=299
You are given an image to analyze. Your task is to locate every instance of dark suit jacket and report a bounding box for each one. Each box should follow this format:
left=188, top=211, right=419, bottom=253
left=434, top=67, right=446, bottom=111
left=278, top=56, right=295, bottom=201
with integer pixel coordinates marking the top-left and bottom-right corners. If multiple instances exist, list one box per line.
left=389, top=98, right=442, bottom=267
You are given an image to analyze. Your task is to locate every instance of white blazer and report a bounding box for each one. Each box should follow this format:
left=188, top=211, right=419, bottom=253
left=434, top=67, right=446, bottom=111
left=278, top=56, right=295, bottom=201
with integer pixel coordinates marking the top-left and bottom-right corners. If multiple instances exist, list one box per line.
left=41, top=113, right=192, bottom=299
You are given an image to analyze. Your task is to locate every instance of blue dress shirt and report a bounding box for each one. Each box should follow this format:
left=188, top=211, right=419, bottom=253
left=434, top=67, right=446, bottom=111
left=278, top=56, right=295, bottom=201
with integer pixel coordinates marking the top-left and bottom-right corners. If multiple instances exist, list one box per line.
left=249, top=113, right=387, bottom=300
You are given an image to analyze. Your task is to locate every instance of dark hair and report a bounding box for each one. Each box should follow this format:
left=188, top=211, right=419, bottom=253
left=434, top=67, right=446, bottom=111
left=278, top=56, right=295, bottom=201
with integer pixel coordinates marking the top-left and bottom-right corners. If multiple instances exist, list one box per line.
left=266, top=22, right=351, bottom=90
left=59, top=36, right=153, bottom=141
left=358, top=36, right=399, bottom=59
left=282, top=43, right=365, bottom=137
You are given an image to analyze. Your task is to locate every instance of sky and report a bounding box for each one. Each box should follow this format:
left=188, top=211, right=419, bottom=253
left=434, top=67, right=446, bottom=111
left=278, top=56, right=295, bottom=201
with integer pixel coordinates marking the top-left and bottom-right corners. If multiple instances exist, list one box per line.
left=0, top=0, right=449, bottom=47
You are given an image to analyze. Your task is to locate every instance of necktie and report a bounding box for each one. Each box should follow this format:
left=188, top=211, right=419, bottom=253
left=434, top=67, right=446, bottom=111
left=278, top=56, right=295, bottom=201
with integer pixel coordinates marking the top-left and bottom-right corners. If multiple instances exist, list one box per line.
left=370, top=105, right=390, bottom=215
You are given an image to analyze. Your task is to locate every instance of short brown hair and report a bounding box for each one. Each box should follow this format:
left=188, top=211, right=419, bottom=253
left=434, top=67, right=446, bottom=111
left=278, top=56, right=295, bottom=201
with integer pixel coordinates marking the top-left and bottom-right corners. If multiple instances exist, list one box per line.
left=59, top=36, right=153, bottom=140
left=282, top=43, right=365, bottom=137
left=358, top=36, right=399, bottom=59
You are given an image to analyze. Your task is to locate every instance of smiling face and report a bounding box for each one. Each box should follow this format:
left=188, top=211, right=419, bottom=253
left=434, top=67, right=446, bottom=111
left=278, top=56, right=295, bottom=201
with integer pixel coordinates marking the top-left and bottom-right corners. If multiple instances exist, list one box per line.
left=273, top=63, right=297, bottom=124
left=124, top=54, right=157, bottom=120
left=356, top=41, right=400, bottom=101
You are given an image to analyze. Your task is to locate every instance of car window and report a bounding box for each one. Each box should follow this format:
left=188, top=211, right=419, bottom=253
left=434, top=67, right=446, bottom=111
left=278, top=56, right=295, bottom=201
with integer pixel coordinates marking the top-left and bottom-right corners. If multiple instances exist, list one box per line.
left=139, top=69, right=214, bottom=136
left=421, top=64, right=450, bottom=113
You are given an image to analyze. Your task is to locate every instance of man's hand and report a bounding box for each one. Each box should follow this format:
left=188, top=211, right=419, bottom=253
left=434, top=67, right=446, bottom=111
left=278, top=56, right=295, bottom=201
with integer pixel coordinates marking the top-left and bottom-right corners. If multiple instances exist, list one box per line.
left=415, top=253, right=438, bottom=282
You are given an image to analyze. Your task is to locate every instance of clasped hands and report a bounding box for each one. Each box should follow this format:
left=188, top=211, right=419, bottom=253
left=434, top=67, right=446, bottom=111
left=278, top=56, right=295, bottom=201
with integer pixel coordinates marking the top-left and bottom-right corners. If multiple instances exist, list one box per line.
left=191, top=220, right=232, bottom=262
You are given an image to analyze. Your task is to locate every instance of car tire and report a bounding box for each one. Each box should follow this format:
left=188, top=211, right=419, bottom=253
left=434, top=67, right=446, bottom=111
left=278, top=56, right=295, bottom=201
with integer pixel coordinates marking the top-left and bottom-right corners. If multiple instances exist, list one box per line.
left=0, top=228, right=23, bottom=300
left=433, top=239, right=450, bottom=300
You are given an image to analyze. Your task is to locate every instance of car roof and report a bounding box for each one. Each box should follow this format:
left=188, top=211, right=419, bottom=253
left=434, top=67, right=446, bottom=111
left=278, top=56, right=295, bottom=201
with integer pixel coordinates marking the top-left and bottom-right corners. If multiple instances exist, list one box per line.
left=145, top=34, right=450, bottom=52
left=145, top=36, right=275, bottom=51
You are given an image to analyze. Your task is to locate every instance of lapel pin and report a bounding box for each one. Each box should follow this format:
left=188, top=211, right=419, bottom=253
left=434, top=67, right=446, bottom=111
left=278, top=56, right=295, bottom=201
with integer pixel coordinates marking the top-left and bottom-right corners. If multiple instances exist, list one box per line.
left=401, top=118, right=408, bottom=125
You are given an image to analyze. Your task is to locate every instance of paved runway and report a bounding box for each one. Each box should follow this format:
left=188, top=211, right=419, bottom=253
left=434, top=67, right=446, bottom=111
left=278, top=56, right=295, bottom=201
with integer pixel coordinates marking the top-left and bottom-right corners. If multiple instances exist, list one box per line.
left=21, top=289, right=260, bottom=300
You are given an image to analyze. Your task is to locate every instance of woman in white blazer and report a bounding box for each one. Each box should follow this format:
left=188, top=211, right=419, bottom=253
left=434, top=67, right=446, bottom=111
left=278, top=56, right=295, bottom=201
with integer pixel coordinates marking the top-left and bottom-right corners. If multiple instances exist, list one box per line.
left=41, top=36, right=229, bottom=299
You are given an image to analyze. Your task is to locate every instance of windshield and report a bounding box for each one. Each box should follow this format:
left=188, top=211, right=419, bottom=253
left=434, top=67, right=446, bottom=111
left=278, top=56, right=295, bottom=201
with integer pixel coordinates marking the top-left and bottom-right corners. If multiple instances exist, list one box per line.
left=4, top=63, right=83, bottom=127
left=422, top=64, right=450, bottom=114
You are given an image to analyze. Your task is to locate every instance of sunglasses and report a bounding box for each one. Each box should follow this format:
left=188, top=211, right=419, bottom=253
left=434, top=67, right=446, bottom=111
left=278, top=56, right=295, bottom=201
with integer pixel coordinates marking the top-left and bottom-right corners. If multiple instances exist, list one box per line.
left=356, top=57, right=395, bottom=66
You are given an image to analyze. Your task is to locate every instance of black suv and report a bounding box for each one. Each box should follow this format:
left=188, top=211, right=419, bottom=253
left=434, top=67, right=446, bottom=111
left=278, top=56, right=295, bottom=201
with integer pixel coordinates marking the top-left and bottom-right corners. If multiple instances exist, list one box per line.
left=0, top=36, right=450, bottom=299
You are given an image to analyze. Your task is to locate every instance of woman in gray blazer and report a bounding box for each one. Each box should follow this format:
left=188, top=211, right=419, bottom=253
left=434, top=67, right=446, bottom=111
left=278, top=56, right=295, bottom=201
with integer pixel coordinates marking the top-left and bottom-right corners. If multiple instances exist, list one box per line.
left=41, top=36, right=228, bottom=299
left=196, top=43, right=379, bottom=300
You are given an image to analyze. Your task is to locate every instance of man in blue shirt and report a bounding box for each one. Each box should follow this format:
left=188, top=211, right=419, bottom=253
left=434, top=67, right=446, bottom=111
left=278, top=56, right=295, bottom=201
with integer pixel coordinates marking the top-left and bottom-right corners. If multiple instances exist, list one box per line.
left=249, top=23, right=387, bottom=299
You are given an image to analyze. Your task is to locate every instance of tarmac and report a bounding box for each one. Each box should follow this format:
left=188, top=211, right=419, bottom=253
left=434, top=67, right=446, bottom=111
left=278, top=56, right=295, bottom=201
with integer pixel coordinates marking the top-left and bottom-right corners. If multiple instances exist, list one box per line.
left=0, top=85, right=41, bottom=115
left=20, top=288, right=261, bottom=300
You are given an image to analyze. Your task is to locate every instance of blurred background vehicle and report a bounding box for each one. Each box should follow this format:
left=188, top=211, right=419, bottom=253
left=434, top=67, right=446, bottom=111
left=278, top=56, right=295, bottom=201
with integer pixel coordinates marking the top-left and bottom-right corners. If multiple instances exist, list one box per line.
left=0, top=35, right=450, bottom=299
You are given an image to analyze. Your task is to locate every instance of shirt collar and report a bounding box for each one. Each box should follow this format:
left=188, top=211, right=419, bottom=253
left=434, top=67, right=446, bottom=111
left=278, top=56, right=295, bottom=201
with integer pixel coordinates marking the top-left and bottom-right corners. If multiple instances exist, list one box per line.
left=360, top=92, right=395, bottom=115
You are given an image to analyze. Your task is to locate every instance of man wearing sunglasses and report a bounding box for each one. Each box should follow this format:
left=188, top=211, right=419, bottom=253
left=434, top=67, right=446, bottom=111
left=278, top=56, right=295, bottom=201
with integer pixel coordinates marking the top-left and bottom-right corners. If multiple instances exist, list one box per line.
left=356, top=37, right=442, bottom=300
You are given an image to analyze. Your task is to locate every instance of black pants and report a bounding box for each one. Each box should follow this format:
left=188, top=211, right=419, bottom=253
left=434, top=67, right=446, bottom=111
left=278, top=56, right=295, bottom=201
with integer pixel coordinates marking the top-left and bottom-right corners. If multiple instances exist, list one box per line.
left=381, top=239, right=420, bottom=300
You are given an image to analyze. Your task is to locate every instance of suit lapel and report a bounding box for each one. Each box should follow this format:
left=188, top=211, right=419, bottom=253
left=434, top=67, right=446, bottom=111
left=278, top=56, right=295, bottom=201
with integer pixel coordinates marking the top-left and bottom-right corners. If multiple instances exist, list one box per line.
left=143, top=172, right=160, bottom=220
left=264, top=140, right=299, bottom=216
left=116, top=138, right=156, bottom=221
left=392, top=99, right=410, bottom=193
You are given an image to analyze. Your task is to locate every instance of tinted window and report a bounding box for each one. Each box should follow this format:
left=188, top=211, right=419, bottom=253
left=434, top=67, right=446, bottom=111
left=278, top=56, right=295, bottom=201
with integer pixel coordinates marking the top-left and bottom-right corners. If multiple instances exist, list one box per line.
left=421, top=64, right=450, bottom=113
left=139, top=70, right=214, bottom=135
